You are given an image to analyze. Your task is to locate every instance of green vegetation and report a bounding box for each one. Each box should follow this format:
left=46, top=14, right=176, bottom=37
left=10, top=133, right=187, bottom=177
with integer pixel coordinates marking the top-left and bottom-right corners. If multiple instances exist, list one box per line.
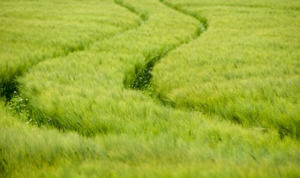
left=16, top=0, right=201, bottom=136
left=0, top=0, right=140, bottom=99
left=153, top=0, right=300, bottom=139
left=0, top=0, right=299, bottom=177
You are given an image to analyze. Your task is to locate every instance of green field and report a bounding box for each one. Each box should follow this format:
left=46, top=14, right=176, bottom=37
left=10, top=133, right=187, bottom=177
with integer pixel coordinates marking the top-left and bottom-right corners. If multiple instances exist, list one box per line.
left=0, top=0, right=299, bottom=177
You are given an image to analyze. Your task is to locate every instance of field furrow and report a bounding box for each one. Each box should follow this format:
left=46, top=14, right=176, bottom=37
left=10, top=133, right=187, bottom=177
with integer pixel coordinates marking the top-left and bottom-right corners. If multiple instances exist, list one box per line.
left=125, top=0, right=207, bottom=91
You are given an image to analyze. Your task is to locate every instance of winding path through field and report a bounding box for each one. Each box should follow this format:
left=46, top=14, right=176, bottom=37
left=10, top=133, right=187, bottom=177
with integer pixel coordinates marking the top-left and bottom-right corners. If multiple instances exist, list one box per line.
left=12, top=0, right=207, bottom=136
left=125, top=0, right=208, bottom=102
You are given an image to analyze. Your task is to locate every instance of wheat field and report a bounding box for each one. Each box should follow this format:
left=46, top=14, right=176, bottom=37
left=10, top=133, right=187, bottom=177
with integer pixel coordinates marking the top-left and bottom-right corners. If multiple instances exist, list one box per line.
left=0, top=0, right=299, bottom=177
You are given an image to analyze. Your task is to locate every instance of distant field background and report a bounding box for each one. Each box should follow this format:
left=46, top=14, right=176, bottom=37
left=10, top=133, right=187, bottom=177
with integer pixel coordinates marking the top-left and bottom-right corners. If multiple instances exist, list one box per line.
left=0, top=0, right=299, bottom=177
